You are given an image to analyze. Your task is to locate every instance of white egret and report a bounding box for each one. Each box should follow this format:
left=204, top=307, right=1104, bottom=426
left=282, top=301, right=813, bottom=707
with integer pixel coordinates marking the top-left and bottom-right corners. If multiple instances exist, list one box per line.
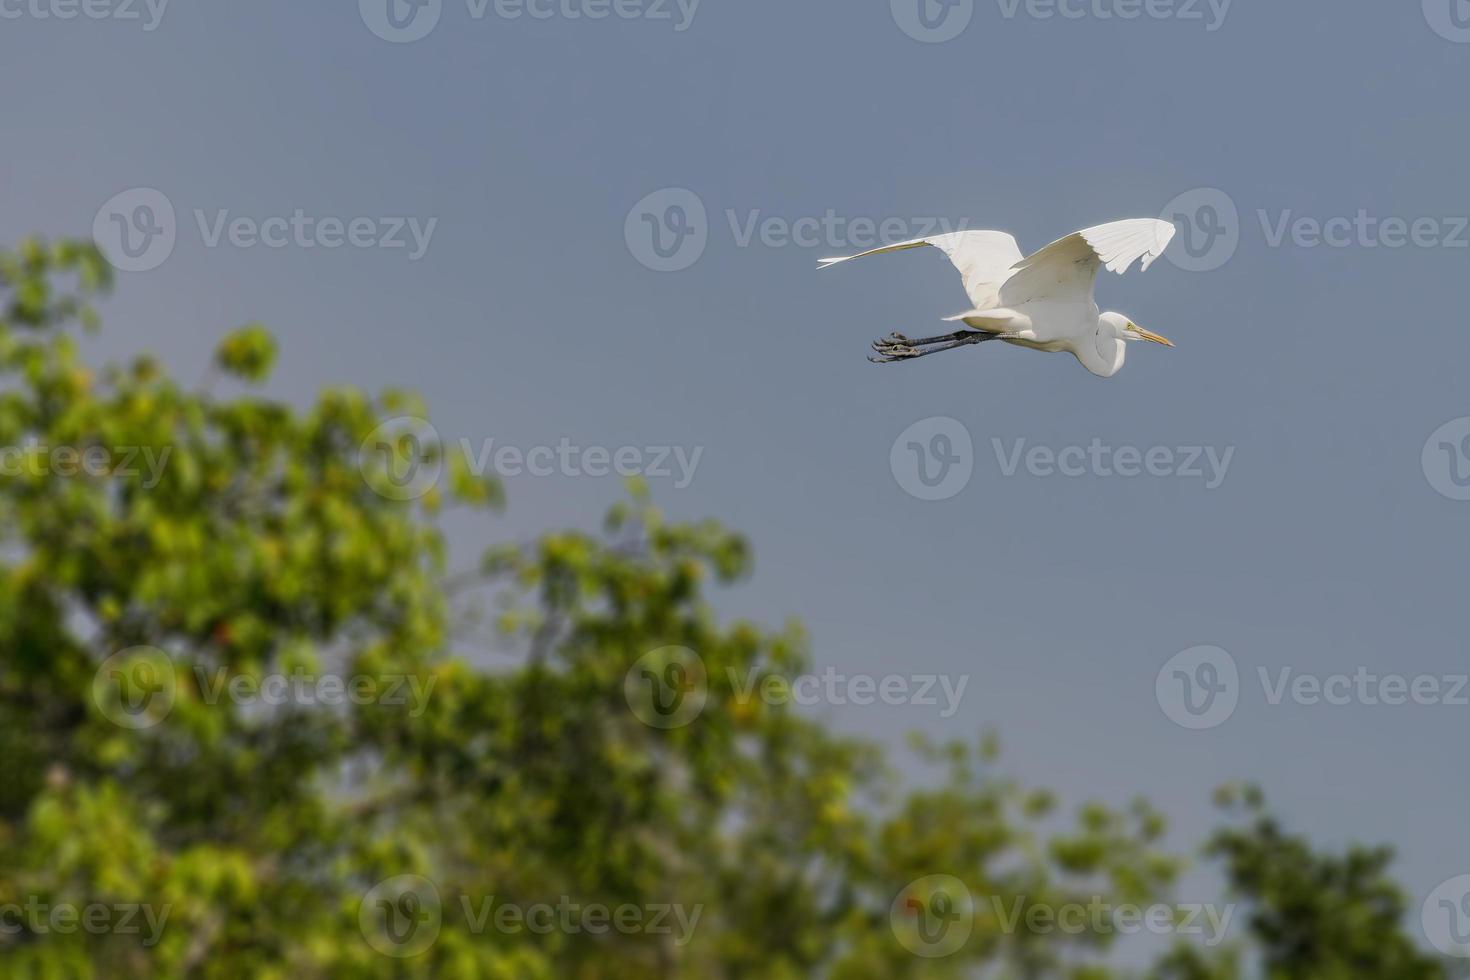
left=819, top=218, right=1177, bottom=377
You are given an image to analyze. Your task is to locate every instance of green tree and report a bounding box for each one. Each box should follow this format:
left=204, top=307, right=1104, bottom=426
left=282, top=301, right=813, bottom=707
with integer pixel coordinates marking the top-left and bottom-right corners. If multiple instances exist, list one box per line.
left=0, top=238, right=1455, bottom=979
left=1152, top=786, right=1465, bottom=980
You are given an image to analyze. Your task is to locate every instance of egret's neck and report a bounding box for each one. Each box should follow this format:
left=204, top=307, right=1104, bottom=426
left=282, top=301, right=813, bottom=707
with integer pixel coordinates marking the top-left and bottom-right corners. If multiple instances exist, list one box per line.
left=1077, top=318, right=1126, bottom=378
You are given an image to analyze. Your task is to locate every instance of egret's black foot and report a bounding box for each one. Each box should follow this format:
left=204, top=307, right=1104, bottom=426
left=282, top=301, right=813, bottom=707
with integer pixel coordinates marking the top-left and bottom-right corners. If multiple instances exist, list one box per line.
left=870, top=334, right=922, bottom=362
left=868, top=328, right=994, bottom=364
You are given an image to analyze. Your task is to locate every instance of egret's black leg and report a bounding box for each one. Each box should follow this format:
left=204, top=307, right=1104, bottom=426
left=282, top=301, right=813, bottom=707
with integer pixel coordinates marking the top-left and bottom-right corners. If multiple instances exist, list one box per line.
left=875, top=329, right=977, bottom=349
left=869, top=330, right=997, bottom=364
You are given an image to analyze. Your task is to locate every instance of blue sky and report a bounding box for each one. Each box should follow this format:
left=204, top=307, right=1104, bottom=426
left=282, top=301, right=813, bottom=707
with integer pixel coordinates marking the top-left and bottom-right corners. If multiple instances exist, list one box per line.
left=4, top=0, right=1470, bottom=952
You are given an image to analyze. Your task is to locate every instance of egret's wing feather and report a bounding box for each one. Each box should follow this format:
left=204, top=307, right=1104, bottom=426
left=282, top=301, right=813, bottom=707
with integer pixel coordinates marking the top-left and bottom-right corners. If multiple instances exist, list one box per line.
left=819, top=230, right=1024, bottom=310
left=999, top=219, right=1175, bottom=306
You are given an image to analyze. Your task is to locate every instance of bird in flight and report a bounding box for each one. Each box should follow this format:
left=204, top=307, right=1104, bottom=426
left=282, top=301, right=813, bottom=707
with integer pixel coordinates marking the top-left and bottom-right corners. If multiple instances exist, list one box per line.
left=819, top=218, right=1177, bottom=377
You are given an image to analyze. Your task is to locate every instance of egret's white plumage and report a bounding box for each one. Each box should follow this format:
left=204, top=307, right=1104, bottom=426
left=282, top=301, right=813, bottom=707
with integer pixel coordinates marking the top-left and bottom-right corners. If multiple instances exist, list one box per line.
left=819, top=218, right=1177, bottom=377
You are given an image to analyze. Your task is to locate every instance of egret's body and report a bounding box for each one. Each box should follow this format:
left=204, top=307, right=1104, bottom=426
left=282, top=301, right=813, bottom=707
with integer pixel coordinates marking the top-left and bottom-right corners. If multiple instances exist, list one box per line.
left=819, top=218, right=1177, bottom=377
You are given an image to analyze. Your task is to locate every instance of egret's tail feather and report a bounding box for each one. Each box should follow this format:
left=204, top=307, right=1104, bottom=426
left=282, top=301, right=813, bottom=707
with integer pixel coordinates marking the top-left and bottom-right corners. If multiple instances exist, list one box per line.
left=943, top=307, right=1024, bottom=331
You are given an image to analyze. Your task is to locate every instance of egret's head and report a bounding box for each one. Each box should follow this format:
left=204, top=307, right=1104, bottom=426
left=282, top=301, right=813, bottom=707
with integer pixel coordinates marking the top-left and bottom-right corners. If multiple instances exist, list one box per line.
left=1101, top=311, right=1173, bottom=347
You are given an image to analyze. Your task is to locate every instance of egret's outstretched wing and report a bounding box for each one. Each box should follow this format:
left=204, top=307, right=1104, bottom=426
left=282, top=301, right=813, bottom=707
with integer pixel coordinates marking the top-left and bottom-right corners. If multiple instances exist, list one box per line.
left=999, top=219, right=1175, bottom=307
left=818, top=231, right=1025, bottom=310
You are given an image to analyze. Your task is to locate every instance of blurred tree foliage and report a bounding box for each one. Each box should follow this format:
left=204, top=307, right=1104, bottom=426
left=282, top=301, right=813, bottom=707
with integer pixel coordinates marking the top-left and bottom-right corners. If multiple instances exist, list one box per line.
left=0, top=239, right=1457, bottom=978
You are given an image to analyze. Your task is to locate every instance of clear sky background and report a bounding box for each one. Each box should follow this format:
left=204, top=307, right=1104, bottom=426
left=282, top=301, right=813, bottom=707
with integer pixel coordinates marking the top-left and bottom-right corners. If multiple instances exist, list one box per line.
left=4, top=0, right=1469, bottom=948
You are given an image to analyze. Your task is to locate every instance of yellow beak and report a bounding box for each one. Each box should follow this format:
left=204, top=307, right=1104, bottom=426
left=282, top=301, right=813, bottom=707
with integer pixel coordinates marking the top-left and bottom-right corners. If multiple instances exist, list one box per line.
left=1131, top=324, right=1174, bottom=347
